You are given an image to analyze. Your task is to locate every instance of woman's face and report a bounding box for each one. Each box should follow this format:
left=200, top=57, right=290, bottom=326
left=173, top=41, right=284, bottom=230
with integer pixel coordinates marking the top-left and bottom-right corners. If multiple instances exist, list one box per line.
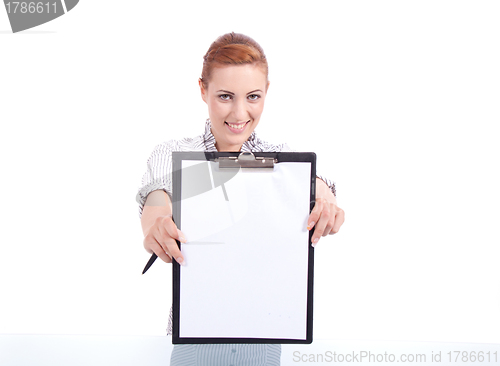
left=200, top=64, right=269, bottom=152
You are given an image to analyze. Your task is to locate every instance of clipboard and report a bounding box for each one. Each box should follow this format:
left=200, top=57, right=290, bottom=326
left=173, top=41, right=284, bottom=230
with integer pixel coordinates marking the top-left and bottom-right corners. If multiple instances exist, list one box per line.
left=171, top=151, right=316, bottom=344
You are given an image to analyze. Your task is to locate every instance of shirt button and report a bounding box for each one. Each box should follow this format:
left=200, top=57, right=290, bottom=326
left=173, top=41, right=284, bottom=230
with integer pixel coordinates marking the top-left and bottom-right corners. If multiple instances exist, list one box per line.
left=232, top=348, right=237, bottom=353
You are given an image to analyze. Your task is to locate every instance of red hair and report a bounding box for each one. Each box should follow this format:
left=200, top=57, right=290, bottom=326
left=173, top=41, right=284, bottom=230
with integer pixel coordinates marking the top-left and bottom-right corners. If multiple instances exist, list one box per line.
left=200, top=32, right=268, bottom=89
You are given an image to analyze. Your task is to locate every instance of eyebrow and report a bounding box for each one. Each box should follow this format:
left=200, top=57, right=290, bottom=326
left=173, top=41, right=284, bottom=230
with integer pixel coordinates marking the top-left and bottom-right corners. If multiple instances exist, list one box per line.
left=247, top=89, right=263, bottom=95
left=216, top=89, right=263, bottom=95
left=216, top=90, right=234, bottom=95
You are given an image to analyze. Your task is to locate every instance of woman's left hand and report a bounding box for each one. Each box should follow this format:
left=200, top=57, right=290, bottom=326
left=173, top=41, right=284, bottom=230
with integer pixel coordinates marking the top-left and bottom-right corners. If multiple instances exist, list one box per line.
left=307, top=178, right=345, bottom=246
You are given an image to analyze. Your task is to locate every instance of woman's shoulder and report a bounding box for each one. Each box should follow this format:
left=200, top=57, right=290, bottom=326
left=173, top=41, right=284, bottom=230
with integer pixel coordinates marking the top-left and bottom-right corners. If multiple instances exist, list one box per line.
left=151, top=134, right=206, bottom=153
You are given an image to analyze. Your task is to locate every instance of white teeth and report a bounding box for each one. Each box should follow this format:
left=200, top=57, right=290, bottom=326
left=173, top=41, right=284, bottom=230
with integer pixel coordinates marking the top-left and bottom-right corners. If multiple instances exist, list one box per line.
left=227, top=122, right=246, bottom=129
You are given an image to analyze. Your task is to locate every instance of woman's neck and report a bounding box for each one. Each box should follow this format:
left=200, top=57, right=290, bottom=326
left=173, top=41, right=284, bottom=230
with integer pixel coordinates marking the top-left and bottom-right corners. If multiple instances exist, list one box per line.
left=215, top=142, right=243, bottom=152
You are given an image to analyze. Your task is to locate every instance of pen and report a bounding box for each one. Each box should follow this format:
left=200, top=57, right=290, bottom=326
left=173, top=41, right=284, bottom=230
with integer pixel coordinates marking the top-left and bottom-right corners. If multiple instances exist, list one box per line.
left=142, top=253, right=157, bottom=274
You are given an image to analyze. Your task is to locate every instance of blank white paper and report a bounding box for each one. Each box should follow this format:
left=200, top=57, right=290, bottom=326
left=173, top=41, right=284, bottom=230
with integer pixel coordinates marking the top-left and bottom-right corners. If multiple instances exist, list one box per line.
left=179, top=161, right=312, bottom=340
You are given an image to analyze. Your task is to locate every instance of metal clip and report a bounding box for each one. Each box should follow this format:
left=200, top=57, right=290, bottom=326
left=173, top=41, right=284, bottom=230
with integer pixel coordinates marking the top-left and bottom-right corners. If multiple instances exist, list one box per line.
left=217, top=152, right=276, bottom=168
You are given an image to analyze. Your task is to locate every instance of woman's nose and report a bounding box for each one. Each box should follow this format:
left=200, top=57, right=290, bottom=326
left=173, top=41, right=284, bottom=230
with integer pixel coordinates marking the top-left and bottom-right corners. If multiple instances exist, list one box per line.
left=231, top=99, right=248, bottom=122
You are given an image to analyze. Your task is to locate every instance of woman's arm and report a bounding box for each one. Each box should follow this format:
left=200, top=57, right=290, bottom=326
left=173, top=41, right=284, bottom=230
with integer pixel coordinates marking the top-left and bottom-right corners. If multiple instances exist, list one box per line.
left=141, top=190, right=186, bottom=265
left=307, top=178, right=345, bottom=246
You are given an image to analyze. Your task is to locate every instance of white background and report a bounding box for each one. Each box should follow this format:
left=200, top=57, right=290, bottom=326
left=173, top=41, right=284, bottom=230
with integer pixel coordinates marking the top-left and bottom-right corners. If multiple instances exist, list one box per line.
left=0, top=1, right=499, bottom=344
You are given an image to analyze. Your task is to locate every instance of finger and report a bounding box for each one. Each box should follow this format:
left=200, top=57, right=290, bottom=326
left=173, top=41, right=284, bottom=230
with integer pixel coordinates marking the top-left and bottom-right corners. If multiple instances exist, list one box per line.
left=158, top=223, right=185, bottom=266
left=160, top=216, right=187, bottom=243
left=307, top=198, right=324, bottom=230
left=144, top=235, right=172, bottom=263
left=331, top=207, right=345, bottom=234
left=153, top=215, right=186, bottom=265
left=311, top=204, right=331, bottom=246
left=152, top=242, right=173, bottom=263
left=321, top=203, right=336, bottom=236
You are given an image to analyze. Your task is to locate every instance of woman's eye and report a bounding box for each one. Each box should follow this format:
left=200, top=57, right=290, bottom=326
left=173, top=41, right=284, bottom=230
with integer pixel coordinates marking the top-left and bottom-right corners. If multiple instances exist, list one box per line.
left=248, top=94, right=260, bottom=100
left=218, top=94, right=232, bottom=101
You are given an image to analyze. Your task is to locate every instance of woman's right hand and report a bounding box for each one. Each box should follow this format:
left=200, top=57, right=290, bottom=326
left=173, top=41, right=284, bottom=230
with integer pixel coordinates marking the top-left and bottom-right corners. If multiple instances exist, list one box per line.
left=143, top=215, right=187, bottom=265
left=141, top=190, right=187, bottom=265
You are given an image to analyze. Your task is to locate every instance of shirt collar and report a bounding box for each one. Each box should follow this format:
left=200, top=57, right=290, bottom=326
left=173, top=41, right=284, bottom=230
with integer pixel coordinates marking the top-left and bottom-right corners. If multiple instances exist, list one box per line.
left=203, top=119, right=257, bottom=152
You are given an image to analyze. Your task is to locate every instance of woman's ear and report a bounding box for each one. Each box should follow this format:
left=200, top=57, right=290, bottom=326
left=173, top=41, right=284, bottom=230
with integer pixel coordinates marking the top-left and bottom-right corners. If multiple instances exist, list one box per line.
left=199, top=78, right=207, bottom=103
left=266, top=81, right=270, bottom=93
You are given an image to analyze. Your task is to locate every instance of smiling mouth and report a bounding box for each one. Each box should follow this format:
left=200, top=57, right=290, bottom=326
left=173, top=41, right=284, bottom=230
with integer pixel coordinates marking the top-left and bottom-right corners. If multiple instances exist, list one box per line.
left=225, top=121, right=250, bottom=130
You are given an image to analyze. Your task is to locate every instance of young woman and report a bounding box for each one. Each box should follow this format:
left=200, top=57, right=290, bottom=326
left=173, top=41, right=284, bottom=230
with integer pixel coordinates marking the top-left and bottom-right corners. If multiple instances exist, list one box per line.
left=137, top=32, right=344, bottom=365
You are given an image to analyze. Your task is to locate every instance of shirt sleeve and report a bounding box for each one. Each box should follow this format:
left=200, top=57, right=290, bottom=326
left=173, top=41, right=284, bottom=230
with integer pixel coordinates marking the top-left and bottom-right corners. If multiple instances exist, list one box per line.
left=136, top=141, right=175, bottom=217
left=279, top=143, right=337, bottom=197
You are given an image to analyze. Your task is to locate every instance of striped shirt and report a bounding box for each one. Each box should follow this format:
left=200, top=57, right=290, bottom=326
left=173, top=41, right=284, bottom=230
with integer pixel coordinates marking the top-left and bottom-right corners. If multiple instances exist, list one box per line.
left=137, top=119, right=336, bottom=216
left=170, top=343, right=281, bottom=366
